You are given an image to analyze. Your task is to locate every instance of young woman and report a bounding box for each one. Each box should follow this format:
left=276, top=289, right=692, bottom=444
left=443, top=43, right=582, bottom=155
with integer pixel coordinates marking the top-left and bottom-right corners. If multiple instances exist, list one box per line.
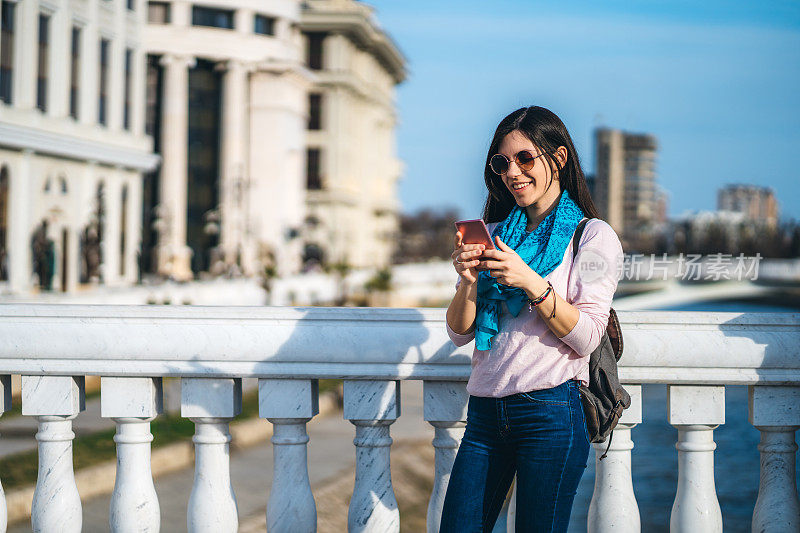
left=441, top=106, right=624, bottom=532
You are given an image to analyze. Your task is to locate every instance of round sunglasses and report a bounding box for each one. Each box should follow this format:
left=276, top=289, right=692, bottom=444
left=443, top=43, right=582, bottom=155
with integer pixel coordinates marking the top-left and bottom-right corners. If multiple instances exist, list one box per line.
left=489, top=150, right=549, bottom=175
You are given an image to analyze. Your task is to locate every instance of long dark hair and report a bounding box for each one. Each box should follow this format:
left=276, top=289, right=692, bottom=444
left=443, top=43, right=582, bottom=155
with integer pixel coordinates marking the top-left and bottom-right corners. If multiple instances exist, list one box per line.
left=481, top=106, right=601, bottom=223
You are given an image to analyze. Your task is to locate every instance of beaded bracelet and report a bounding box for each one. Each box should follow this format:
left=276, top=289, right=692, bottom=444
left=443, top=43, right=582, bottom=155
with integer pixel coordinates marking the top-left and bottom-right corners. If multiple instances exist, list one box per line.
left=528, top=281, right=553, bottom=310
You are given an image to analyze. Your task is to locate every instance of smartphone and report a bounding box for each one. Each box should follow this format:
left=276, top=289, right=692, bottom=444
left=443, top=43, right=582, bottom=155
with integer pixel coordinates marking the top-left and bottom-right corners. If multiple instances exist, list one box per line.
left=454, top=219, right=496, bottom=251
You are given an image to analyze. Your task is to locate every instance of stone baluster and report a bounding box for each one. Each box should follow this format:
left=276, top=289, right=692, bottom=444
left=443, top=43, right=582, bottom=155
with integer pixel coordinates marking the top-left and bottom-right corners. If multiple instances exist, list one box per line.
left=588, top=385, right=642, bottom=532
left=22, top=376, right=86, bottom=533
left=101, top=377, right=164, bottom=532
left=182, top=378, right=242, bottom=533
left=1, top=375, right=11, bottom=532
left=259, top=379, right=319, bottom=533
left=668, top=385, right=724, bottom=532
left=749, top=385, right=800, bottom=533
left=422, top=381, right=467, bottom=533
left=494, top=480, right=515, bottom=533
left=344, top=380, right=400, bottom=533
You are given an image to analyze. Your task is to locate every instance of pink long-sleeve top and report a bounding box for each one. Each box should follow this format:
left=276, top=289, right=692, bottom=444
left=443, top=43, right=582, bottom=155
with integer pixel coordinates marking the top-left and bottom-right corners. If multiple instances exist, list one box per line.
left=447, top=217, right=624, bottom=397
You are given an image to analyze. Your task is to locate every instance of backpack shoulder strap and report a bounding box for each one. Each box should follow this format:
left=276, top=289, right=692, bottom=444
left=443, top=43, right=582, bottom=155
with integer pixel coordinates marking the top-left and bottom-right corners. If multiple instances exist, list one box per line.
left=572, top=218, right=590, bottom=258
left=570, top=217, right=623, bottom=359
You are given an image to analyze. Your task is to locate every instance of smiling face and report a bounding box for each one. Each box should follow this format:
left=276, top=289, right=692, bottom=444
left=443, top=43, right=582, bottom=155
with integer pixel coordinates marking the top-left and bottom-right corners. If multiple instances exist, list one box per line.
left=496, top=130, right=563, bottom=209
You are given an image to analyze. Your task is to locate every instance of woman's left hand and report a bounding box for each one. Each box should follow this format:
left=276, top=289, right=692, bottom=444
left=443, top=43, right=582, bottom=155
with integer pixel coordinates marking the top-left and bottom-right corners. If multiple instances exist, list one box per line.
left=478, top=236, right=541, bottom=290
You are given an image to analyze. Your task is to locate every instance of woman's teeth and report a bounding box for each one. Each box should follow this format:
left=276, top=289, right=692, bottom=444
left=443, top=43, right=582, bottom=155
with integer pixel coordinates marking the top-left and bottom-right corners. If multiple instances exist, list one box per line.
left=512, top=182, right=531, bottom=191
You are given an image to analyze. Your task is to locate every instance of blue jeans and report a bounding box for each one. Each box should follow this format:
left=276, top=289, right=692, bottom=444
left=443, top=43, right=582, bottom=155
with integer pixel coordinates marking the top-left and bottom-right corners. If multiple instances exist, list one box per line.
left=440, top=379, right=591, bottom=532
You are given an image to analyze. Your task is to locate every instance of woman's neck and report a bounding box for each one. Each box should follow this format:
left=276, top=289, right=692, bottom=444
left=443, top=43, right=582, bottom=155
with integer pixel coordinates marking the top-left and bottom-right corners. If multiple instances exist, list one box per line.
left=524, top=188, right=562, bottom=231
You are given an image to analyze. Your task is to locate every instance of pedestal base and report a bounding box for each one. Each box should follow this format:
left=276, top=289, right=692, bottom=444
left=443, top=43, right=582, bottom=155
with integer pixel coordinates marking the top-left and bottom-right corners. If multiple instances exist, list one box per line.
left=157, top=245, right=194, bottom=281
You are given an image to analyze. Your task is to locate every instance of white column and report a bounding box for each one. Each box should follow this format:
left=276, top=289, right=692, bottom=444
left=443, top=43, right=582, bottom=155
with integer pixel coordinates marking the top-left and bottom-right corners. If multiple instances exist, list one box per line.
left=7, top=149, right=33, bottom=293
left=126, top=176, right=142, bottom=283
left=259, top=379, right=318, bottom=533
left=668, top=385, right=724, bottom=533
left=217, top=59, right=249, bottom=265
left=101, top=377, right=163, bottom=533
left=47, top=0, right=71, bottom=117
left=78, top=1, right=99, bottom=125
left=247, top=66, right=310, bottom=276
left=749, top=386, right=800, bottom=533
left=131, top=48, right=147, bottom=136
left=422, top=381, right=467, bottom=533
left=182, top=378, right=241, bottom=533
left=234, top=7, right=252, bottom=35
left=343, top=380, right=400, bottom=533
left=65, top=222, right=80, bottom=292
left=170, top=0, right=190, bottom=26
left=157, top=54, right=195, bottom=281
left=107, top=0, right=125, bottom=131
left=104, top=171, right=122, bottom=286
left=22, top=376, right=86, bottom=533
left=12, top=0, right=37, bottom=109
left=0, top=375, right=11, bottom=532
left=588, top=385, right=642, bottom=533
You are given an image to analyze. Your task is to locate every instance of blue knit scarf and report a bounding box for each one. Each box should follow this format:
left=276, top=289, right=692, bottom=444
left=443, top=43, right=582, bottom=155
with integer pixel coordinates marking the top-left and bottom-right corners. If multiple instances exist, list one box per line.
left=475, top=189, right=584, bottom=350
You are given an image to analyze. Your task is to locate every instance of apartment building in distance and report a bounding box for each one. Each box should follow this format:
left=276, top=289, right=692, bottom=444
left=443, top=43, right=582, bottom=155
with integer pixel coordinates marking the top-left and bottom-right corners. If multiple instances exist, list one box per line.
left=0, top=0, right=158, bottom=294
left=593, top=127, right=667, bottom=249
left=717, top=184, right=778, bottom=229
left=300, top=0, right=406, bottom=269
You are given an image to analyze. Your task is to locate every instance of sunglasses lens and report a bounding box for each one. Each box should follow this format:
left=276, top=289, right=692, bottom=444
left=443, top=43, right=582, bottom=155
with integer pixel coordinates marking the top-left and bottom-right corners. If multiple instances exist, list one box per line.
left=517, top=150, right=536, bottom=170
left=490, top=154, right=509, bottom=175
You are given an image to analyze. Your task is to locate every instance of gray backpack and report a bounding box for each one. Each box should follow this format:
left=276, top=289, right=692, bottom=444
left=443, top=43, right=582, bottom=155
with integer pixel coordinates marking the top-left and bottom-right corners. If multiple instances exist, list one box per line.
left=571, top=219, right=630, bottom=459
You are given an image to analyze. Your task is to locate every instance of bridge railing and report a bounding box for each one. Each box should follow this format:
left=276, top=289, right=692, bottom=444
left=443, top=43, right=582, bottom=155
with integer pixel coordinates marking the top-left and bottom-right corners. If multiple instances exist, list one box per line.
left=0, top=305, right=798, bottom=532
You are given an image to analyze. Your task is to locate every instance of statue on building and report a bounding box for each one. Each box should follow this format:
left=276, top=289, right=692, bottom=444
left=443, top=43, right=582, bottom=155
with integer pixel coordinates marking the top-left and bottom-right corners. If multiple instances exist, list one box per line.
left=80, top=184, right=105, bottom=283
left=80, top=222, right=102, bottom=283
left=31, top=220, right=55, bottom=291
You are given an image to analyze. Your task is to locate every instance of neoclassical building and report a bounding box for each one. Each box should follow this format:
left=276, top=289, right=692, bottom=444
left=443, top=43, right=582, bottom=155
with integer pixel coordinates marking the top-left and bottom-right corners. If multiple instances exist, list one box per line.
left=142, top=0, right=316, bottom=280
left=0, top=0, right=158, bottom=294
left=300, top=0, right=405, bottom=269
left=0, top=0, right=404, bottom=294
left=142, top=0, right=405, bottom=279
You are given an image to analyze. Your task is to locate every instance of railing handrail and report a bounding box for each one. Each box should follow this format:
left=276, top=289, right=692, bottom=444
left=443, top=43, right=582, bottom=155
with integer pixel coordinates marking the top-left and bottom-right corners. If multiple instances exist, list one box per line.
left=0, top=304, right=798, bottom=385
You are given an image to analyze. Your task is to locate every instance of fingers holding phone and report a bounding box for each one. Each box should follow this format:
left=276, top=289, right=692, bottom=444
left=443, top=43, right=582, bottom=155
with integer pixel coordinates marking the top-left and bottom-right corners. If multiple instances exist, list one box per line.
left=452, top=231, right=485, bottom=285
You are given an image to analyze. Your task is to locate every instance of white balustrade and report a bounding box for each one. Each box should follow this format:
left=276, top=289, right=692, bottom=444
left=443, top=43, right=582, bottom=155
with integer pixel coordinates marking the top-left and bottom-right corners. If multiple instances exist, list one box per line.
left=749, top=385, right=800, bottom=533
left=22, top=375, right=86, bottom=533
left=101, top=377, right=164, bottom=533
left=588, top=385, right=642, bottom=533
left=259, top=378, right=319, bottom=533
left=344, top=380, right=400, bottom=533
left=1, top=375, right=10, bottom=533
left=495, top=482, right=514, bottom=533
left=668, top=385, right=724, bottom=533
left=0, top=307, right=798, bottom=531
left=422, top=380, right=468, bottom=533
left=182, top=378, right=242, bottom=533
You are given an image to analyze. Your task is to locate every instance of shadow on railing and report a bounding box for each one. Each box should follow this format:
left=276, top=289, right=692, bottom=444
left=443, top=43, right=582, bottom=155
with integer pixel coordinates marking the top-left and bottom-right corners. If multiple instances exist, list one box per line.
left=0, top=305, right=798, bottom=532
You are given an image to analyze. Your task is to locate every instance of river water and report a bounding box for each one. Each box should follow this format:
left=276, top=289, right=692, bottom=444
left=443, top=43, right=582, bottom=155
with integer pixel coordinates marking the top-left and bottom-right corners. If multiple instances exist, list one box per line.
left=568, top=297, right=800, bottom=532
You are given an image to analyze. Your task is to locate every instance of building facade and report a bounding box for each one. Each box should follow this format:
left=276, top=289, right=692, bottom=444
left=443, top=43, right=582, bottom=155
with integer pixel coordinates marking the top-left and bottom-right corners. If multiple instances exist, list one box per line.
left=299, top=0, right=405, bottom=269
left=593, top=128, right=660, bottom=249
left=0, top=0, right=405, bottom=294
left=717, top=184, right=778, bottom=229
left=142, top=0, right=313, bottom=280
left=0, top=0, right=157, bottom=294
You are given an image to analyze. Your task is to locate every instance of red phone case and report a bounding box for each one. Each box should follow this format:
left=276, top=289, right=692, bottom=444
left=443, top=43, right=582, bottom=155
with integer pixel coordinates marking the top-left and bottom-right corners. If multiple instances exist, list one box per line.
left=454, top=219, right=496, bottom=249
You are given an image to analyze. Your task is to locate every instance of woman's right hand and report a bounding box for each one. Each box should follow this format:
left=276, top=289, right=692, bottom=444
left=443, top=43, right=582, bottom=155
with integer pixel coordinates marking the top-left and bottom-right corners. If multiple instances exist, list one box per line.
left=452, top=231, right=485, bottom=285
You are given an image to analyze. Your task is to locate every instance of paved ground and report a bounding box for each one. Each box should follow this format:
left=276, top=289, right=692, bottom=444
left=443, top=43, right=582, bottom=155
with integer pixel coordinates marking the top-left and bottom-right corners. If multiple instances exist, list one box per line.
left=8, top=380, right=432, bottom=533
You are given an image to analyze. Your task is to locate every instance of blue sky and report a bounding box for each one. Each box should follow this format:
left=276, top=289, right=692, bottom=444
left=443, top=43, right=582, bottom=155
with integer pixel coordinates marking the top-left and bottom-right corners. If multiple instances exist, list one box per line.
left=366, top=1, right=800, bottom=222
